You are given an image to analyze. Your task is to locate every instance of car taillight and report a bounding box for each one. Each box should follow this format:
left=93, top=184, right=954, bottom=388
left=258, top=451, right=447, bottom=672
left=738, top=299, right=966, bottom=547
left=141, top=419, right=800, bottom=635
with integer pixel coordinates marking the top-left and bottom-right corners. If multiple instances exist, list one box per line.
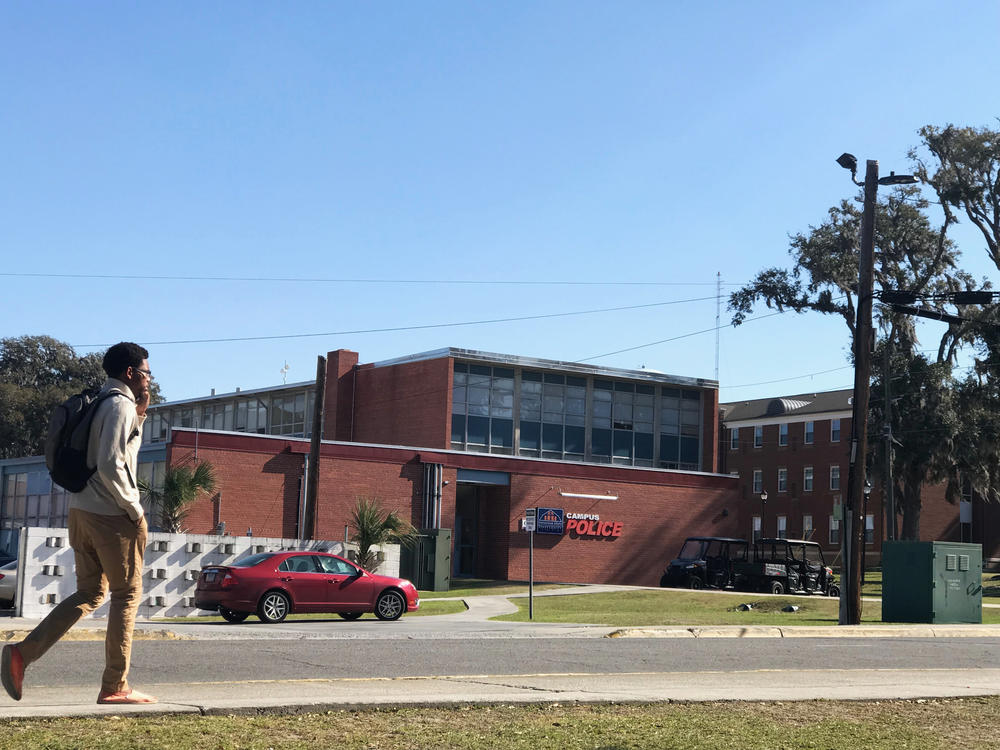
left=220, top=572, right=237, bottom=588
left=0, top=574, right=5, bottom=581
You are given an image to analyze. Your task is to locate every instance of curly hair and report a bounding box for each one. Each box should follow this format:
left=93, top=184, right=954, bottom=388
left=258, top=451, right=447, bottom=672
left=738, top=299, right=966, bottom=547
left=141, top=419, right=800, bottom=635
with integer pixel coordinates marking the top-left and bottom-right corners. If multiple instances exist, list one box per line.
left=102, top=341, right=149, bottom=378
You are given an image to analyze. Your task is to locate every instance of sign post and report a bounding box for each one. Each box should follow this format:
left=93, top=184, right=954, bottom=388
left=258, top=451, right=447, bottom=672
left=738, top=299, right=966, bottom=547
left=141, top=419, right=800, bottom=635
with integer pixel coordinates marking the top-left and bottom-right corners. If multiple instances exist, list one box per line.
left=524, top=508, right=536, bottom=619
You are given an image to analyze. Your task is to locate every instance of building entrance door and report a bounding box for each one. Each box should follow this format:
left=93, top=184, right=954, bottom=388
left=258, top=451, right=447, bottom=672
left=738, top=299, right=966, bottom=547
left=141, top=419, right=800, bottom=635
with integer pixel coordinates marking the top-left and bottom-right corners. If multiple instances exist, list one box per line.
left=454, top=486, right=480, bottom=577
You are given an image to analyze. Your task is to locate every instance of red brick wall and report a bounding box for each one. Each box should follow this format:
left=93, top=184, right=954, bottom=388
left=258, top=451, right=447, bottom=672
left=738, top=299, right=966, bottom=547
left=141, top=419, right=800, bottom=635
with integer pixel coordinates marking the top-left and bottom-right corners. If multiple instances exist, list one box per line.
left=324, top=349, right=360, bottom=441
left=350, top=357, right=451, bottom=448
left=168, top=429, right=741, bottom=585
left=506, top=474, right=740, bottom=586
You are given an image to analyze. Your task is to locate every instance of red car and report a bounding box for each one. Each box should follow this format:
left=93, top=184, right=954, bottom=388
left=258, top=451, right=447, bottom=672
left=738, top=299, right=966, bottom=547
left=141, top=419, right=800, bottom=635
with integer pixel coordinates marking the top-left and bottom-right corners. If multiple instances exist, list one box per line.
left=194, top=551, right=420, bottom=623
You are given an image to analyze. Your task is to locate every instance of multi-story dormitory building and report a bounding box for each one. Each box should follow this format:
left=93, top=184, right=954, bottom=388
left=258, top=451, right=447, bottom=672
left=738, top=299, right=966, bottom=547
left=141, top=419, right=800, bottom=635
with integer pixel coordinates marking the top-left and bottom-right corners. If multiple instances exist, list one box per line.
left=0, top=348, right=743, bottom=586
left=720, top=389, right=1000, bottom=568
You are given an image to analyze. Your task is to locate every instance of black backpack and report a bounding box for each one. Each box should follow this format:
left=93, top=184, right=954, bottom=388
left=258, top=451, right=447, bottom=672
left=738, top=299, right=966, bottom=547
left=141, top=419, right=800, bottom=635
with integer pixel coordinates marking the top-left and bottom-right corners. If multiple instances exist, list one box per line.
left=44, top=388, right=124, bottom=492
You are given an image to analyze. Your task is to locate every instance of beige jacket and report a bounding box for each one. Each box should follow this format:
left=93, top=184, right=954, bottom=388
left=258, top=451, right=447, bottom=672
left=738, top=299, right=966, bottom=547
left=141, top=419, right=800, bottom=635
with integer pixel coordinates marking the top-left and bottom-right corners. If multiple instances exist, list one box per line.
left=68, top=378, right=146, bottom=522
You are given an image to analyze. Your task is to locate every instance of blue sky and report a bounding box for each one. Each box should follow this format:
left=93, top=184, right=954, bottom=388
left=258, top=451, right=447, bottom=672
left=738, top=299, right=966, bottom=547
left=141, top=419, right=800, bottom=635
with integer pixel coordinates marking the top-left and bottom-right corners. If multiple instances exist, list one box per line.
left=2, top=2, right=998, bottom=404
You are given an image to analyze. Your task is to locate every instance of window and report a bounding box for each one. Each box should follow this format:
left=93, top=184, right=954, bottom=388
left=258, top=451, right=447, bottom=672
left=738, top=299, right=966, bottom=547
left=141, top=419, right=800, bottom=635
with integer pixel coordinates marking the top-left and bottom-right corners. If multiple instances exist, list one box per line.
left=779, top=423, right=788, bottom=446
left=752, top=469, right=763, bottom=495
left=777, top=515, right=787, bottom=539
left=270, top=393, right=307, bottom=436
left=753, top=425, right=763, bottom=448
left=752, top=515, right=762, bottom=543
left=803, top=466, right=814, bottom=492
left=730, top=427, right=739, bottom=450
left=1, top=470, right=68, bottom=530
left=803, top=514, right=814, bottom=540
left=829, top=516, right=840, bottom=545
left=831, top=418, right=841, bottom=442
left=453, top=363, right=514, bottom=455
left=865, top=514, right=874, bottom=544
left=777, top=468, right=787, bottom=493
left=830, top=465, right=841, bottom=491
left=804, top=421, right=814, bottom=444
left=660, top=388, right=701, bottom=470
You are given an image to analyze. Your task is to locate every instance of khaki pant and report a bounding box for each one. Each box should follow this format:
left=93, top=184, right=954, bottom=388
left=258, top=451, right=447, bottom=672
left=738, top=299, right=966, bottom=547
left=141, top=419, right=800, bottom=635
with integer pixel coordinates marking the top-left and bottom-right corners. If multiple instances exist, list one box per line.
left=19, top=508, right=147, bottom=694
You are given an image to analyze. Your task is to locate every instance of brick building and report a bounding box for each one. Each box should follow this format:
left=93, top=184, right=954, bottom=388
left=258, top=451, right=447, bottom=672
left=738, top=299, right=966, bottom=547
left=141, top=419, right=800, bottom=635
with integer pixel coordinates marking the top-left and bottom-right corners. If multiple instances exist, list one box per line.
left=720, top=389, right=1000, bottom=568
left=1, top=347, right=741, bottom=586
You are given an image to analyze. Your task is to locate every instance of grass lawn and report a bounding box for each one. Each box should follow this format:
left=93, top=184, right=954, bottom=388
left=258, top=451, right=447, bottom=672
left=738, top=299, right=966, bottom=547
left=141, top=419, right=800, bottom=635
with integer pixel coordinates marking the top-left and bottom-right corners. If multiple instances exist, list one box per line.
left=418, top=579, right=580, bottom=599
left=3, top=698, right=999, bottom=749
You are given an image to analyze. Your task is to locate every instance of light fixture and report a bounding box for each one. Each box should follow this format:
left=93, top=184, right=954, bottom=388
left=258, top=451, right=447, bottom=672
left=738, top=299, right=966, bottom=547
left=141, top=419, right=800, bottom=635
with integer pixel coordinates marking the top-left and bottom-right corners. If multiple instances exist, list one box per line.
left=836, top=152, right=859, bottom=183
left=558, top=492, right=619, bottom=501
left=760, top=490, right=768, bottom=503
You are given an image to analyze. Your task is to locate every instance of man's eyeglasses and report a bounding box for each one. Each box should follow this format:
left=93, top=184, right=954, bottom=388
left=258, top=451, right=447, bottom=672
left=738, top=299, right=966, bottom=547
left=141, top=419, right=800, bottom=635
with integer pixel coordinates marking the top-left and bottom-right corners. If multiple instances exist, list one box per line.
left=135, top=368, right=152, bottom=379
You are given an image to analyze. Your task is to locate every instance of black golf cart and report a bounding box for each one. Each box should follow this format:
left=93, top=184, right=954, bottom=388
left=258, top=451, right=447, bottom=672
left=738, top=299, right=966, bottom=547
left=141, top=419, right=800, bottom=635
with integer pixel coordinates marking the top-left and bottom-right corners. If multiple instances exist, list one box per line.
left=734, top=537, right=840, bottom=596
left=660, top=536, right=749, bottom=590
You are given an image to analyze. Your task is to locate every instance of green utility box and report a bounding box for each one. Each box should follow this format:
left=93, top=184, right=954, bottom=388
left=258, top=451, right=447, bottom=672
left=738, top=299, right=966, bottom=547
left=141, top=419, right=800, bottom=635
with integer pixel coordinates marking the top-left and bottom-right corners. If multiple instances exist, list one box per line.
left=399, top=528, right=452, bottom=592
left=882, top=541, right=982, bottom=624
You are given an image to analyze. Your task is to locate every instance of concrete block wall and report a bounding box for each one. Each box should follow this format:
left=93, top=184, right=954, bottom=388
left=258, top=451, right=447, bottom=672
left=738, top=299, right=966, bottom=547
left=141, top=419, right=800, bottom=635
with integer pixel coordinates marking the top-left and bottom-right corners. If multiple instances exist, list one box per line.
left=14, top=526, right=400, bottom=620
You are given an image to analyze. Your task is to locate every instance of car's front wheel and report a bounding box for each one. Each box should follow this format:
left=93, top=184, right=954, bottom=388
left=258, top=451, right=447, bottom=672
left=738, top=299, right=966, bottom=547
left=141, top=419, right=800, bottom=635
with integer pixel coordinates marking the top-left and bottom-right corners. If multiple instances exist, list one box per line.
left=338, top=612, right=363, bottom=621
left=687, top=575, right=704, bottom=590
left=827, top=584, right=841, bottom=598
left=219, top=606, right=250, bottom=624
left=770, top=580, right=785, bottom=595
left=374, top=590, right=405, bottom=621
left=258, top=590, right=291, bottom=623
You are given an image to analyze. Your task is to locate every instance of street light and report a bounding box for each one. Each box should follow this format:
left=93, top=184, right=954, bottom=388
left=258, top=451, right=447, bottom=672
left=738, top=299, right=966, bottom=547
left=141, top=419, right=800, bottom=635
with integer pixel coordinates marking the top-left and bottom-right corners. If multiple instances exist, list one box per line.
left=759, top=490, right=768, bottom=541
left=835, top=153, right=917, bottom=626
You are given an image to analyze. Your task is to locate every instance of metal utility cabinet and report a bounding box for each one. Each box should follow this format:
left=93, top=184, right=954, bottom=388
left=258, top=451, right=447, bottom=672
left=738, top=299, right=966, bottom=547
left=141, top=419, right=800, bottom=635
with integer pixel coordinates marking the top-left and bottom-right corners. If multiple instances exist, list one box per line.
left=881, top=541, right=982, bottom=624
left=400, top=528, right=452, bottom=592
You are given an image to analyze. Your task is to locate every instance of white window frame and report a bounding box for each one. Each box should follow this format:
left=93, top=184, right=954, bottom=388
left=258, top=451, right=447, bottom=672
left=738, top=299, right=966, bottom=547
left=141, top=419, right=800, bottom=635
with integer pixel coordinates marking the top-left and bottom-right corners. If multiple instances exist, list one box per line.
left=829, top=515, right=840, bottom=545
left=831, top=418, right=841, bottom=443
left=777, top=515, right=787, bottom=539
left=777, top=467, right=787, bottom=493
left=830, top=465, right=841, bottom=491
left=779, top=423, right=788, bottom=446
left=804, top=421, right=814, bottom=445
left=803, top=514, right=813, bottom=540
left=803, top=466, right=814, bottom=492
left=753, top=425, right=763, bottom=448
left=730, top=427, right=739, bottom=450
left=752, top=469, right=763, bottom=494
left=752, top=515, right=762, bottom=543
left=865, top=514, right=874, bottom=544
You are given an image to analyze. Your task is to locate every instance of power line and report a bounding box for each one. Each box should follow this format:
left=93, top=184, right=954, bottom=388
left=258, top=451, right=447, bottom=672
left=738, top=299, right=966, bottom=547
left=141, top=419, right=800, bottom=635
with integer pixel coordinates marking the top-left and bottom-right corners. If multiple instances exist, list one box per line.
left=72, top=296, right=718, bottom=348
left=0, top=271, right=744, bottom=287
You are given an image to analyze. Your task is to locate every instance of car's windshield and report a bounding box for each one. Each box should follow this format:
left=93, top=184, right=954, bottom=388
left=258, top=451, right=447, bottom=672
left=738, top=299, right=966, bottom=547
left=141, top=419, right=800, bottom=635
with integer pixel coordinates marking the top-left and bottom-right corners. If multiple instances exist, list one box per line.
left=230, top=552, right=278, bottom=568
left=801, top=544, right=824, bottom=565
left=703, top=540, right=724, bottom=558
left=677, top=539, right=707, bottom=561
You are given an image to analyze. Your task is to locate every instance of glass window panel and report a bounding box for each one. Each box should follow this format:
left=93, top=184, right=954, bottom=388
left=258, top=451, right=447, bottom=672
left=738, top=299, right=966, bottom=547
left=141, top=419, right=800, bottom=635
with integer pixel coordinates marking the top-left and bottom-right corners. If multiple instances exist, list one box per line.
left=593, top=398, right=612, bottom=418
left=493, top=377, right=514, bottom=392
left=491, top=407, right=513, bottom=419
left=613, top=403, right=633, bottom=421
left=490, top=419, right=513, bottom=448
left=613, top=430, right=633, bottom=459
left=542, top=423, right=563, bottom=452
left=453, top=362, right=468, bottom=374
left=519, top=421, right=540, bottom=450
left=662, top=388, right=680, bottom=398
left=566, top=397, right=585, bottom=415
left=450, top=414, right=464, bottom=443
left=682, top=390, right=701, bottom=401
left=522, top=370, right=542, bottom=382
left=594, top=379, right=613, bottom=390
left=636, top=384, right=654, bottom=395
left=660, top=411, right=679, bottom=431
left=519, top=396, right=541, bottom=418
left=543, top=395, right=564, bottom=413
left=635, top=432, right=653, bottom=460
left=591, top=428, right=611, bottom=456
left=544, top=373, right=565, bottom=384
left=660, top=434, right=679, bottom=462
left=566, top=376, right=586, bottom=387
left=494, top=367, right=514, bottom=379
left=680, top=436, right=700, bottom=465
left=615, top=382, right=634, bottom=392
left=468, top=386, right=489, bottom=406
left=467, top=416, right=489, bottom=446
left=294, top=394, right=305, bottom=422
left=565, top=425, right=585, bottom=454
left=469, top=364, right=491, bottom=376
left=453, top=371, right=467, bottom=385
left=565, top=414, right=585, bottom=427
left=492, top=392, right=513, bottom=409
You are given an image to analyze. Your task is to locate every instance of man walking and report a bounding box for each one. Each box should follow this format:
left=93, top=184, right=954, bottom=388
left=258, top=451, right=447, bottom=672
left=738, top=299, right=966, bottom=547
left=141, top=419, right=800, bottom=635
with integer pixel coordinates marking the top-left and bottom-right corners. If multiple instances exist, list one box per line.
left=2, top=342, right=157, bottom=704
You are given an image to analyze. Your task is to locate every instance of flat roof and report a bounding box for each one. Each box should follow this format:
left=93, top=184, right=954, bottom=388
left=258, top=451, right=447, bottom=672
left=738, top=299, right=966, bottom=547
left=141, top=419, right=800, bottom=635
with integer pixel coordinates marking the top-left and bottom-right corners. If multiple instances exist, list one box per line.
left=370, top=347, right=718, bottom=390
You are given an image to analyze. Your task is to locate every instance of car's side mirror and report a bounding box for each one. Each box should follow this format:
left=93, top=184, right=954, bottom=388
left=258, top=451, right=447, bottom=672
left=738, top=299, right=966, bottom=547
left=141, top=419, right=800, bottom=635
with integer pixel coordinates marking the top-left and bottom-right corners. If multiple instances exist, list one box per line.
left=351, top=567, right=364, bottom=578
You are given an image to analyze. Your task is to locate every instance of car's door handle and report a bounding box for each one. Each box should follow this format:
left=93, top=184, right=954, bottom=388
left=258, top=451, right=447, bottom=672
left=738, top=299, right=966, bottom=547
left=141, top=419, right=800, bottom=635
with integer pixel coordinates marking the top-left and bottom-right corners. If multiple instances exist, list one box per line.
left=280, top=576, right=292, bottom=581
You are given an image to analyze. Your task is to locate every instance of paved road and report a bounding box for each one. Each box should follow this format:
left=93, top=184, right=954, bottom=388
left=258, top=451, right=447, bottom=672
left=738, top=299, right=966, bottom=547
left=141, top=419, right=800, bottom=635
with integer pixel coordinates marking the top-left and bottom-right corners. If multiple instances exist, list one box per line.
left=1, top=587, right=999, bottom=718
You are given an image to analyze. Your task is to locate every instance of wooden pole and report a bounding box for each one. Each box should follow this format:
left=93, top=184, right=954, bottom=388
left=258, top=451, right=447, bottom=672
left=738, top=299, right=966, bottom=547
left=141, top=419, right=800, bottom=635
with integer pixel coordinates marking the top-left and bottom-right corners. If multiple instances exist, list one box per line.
left=303, top=355, right=326, bottom=540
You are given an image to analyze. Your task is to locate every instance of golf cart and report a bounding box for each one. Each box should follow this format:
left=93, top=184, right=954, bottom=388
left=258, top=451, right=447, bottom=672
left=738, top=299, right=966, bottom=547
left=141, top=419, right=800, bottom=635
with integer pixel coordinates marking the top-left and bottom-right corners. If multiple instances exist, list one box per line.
left=660, top=536, right=749, bottom=590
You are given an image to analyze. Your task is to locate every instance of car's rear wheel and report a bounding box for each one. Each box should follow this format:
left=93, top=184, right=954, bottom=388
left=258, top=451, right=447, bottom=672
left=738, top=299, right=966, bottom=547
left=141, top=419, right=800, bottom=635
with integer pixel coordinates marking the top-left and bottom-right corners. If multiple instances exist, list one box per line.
left=770, top=580, right=785, bottom=595
left=827, top=584, right=841, bottom=597
left=338, top=612, right=363, bottom=620
left=258, top=590, right=290, bottom=623
left=219, top=606, right=250, bottom=624
left=374, top=590, right=405, bottom=621
left=687, top=575, right=704, bottom=590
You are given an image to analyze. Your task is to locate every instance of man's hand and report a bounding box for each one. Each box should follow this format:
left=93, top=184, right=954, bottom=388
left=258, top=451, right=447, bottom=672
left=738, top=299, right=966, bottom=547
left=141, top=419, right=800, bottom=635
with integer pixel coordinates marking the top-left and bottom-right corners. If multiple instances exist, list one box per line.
left=135, top=387, right=151, bottom=416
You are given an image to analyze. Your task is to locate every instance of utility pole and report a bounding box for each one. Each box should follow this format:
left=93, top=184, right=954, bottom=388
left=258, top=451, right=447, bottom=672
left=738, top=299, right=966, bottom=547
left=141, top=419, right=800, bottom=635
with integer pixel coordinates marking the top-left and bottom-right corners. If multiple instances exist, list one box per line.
left=883, top=339, right=895, bottom=542
left=841, top=159, right=878, bottom=625
left=303, top=355, right=326, bottom=540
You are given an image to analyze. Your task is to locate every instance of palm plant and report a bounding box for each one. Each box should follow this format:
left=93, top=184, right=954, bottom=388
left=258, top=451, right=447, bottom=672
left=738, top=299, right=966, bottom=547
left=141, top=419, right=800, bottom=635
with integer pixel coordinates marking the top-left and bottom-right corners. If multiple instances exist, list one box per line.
left=140, top=461, right=217, bottom=533
left=348, top=496, right=418, bottom=572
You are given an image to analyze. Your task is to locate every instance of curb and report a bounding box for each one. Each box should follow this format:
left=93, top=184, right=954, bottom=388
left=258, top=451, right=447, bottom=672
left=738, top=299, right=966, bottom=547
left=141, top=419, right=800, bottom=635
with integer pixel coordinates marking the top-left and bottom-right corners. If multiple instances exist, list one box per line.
left=606, top=624, right=1000, bottom=638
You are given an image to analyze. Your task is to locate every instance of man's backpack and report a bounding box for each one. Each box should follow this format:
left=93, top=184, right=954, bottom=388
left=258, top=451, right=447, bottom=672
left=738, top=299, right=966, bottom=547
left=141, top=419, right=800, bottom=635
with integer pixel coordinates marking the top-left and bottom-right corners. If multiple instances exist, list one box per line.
left=44, top=388, right=123, bottom=492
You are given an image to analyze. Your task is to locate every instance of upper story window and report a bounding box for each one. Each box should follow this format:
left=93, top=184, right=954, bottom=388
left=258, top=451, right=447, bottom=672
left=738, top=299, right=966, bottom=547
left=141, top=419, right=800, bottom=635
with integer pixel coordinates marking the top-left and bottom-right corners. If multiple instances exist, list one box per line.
left=777, top=468, right=787, bottom=493
left=730, top=427, right=739, bottom=450
left=753, top=425, right=763, bottom=448
left=803, top=466, right=814, bottom=492
left=804, top=421, right=815, bottom=444
left=453, top=363, right=515, bottom=455
left=779, top=423, right=788, bottom=447
left=752, top=469, right=763, bottom=494
left=659, top=388, right=700, bottom=471
left=831, top=418, right=841, bottom=442
left=830, top=465, right=841, bottom=491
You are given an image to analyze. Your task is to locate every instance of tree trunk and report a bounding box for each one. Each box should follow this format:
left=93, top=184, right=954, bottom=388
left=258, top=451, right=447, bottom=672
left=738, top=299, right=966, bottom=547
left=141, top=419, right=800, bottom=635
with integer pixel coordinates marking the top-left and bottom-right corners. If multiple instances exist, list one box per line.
left=898, top=474, right=922, bottom=540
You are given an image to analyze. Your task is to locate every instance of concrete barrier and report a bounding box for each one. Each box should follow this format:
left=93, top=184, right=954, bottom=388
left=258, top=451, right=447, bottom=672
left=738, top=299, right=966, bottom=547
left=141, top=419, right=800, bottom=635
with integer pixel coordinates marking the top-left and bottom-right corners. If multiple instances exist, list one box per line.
left=13, top=526, right=400, bottom=619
